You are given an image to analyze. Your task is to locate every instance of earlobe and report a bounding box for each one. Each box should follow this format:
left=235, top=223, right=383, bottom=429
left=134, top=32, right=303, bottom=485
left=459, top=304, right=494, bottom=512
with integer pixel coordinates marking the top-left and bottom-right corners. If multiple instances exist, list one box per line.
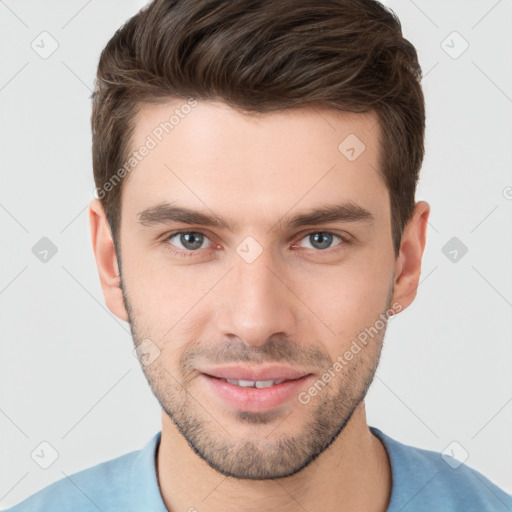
left=89, top=199, right=129, bottom=322
left=391, top=201, right=430, bottom=312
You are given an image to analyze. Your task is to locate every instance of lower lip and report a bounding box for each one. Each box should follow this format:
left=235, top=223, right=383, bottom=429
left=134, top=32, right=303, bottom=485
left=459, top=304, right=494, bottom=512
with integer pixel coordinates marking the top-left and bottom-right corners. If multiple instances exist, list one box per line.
left=199, top=373, right=314, bottom=413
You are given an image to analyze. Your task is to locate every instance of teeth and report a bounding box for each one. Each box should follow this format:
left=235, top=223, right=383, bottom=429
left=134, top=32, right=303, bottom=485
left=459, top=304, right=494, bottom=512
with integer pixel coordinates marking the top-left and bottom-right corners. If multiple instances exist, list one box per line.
left=226, top=378, right=286, bottom=388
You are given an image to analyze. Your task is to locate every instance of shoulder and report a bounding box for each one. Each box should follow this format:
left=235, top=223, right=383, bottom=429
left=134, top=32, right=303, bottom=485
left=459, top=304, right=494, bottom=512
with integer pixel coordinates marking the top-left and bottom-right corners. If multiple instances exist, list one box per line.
left=4, top=433, right=163, bottom=512
left=3, top=451, right=136, bottom=512
left=370, top=427, right=512, bottom=512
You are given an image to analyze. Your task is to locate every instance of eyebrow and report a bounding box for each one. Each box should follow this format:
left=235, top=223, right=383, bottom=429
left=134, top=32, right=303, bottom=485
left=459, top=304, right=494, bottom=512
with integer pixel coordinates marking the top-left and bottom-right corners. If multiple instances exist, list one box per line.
left=136, top=201, right=374, bottom=232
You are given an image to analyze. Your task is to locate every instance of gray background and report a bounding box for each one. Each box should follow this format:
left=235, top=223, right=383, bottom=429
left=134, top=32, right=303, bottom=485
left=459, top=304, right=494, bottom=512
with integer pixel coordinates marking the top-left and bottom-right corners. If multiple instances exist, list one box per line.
left=1, top=0, right=511, bottom=508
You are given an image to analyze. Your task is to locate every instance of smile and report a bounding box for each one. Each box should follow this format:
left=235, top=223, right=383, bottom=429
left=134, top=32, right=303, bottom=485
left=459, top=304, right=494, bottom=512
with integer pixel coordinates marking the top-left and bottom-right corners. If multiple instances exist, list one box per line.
left=224, top=378, right=286, bottom=388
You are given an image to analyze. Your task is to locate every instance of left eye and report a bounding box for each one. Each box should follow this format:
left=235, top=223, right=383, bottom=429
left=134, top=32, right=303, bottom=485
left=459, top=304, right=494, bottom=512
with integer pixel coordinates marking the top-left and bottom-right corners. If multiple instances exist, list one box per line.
left=298, top=232, right=344, bottom=250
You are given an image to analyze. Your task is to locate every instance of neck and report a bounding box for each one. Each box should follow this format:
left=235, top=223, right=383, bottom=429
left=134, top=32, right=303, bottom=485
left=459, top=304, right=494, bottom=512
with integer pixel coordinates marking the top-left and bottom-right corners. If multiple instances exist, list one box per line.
left=156, top=402, right=391, bottom=512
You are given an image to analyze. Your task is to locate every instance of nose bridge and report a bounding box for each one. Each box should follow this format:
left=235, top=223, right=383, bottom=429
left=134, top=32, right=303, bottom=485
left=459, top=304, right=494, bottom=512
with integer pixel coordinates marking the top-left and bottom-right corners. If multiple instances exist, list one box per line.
left=214, top=243, right=297, bottom=346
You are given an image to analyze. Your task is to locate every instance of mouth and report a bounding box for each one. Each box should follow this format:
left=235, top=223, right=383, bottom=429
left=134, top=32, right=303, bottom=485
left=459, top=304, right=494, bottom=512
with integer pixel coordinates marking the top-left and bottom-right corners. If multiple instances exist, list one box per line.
left=199, top=372, right=314, bottom=413
left=205, top=375, right=297, bottom=388
left=199, top=364, right=313, bottom=382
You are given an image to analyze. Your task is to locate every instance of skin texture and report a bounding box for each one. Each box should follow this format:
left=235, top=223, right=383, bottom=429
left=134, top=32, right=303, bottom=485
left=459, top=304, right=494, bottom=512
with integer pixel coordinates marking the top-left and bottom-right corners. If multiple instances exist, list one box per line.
left=89, top=100, right=429, bottom=512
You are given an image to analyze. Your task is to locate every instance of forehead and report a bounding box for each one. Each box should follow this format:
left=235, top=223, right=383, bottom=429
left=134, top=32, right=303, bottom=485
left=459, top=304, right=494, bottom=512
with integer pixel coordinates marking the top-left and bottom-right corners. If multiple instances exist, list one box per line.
left=122, top=100, right=387, bottom=227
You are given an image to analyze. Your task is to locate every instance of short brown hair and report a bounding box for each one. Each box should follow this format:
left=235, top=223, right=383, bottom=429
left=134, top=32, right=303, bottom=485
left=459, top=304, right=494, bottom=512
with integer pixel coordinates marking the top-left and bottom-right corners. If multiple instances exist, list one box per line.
left=91, top=0, right=425, bottom=256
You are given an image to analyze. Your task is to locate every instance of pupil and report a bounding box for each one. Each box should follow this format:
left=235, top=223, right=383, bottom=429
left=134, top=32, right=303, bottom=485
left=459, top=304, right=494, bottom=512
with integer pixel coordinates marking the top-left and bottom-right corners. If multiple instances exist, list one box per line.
left=182, top=233, right=203, bottom=250
left=311, top=232, right=332, bottom=250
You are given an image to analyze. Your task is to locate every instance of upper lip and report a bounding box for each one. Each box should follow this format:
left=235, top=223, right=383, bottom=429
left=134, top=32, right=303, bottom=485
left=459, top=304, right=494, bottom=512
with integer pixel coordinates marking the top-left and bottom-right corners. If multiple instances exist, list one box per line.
left=200, top=365, right=313, bottom=381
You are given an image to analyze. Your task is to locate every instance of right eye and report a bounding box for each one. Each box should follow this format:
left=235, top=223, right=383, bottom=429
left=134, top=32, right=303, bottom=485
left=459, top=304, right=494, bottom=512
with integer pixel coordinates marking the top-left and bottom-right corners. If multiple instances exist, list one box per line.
left=165, top=231, right=213, bottom=255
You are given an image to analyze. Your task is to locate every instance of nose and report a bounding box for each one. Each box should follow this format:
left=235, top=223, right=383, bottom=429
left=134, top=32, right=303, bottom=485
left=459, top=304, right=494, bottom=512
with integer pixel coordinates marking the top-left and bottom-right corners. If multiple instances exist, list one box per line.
left=214, top=245, right=298, bottom=348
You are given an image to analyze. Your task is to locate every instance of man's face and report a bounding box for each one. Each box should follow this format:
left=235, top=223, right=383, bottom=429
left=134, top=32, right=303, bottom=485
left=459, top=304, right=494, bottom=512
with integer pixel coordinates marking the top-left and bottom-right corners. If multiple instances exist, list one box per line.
left=113, top=100, right=400, bottom=479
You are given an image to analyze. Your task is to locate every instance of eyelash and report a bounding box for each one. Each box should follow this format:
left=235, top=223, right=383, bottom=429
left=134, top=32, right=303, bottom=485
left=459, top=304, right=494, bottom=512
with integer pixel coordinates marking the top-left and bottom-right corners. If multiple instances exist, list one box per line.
left=162, top=229, right=350, bottom=258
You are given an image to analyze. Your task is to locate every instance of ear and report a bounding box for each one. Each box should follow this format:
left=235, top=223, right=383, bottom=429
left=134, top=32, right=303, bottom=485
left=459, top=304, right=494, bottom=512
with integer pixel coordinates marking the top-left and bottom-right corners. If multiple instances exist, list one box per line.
left=391, top=201, right=430, bottom=312
left=89, top=198, right=129, bottom=322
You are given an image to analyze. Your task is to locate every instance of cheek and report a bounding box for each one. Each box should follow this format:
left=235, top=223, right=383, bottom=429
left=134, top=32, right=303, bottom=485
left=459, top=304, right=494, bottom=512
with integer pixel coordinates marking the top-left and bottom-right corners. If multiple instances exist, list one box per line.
left=121, top=244, right=222, bottom=329
left=292, top=257, right=392, bottom=347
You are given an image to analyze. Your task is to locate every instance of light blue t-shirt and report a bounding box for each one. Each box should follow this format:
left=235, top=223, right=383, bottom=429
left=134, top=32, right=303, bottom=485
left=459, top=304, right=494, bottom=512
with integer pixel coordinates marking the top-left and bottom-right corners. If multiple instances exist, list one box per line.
left=4, top=427, right=512, bottom=511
